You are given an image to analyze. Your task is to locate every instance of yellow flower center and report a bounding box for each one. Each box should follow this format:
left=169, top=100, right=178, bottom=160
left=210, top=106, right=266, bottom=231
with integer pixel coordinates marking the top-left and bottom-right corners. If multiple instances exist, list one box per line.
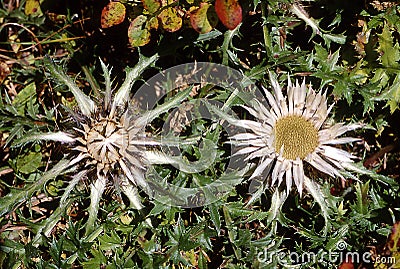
left=274, top=115, right=319, bottom=160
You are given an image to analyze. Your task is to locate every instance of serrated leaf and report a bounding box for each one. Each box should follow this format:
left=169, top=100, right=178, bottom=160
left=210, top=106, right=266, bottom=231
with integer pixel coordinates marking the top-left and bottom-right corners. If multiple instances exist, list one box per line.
left=354, top=181, right=370, bottom=215
left=343, top=162, right=399, bottom=189
left=49, top=236, right=65, bottom=265
left=0, top=158, right=71, bottom=217
left=142, top=0, right=161, bottom=14
left=190, top=3, right=218, bottom=34
left=376, top=72, right=400, bottom=113
left=198, top=249, right=208, bottom=269
left=44, top=57, right=95, bottom=116
left=99, top=59, right=112, bottom=110
left=371, top=68, right=390, bottom=90
left=12, top=131, right=75, bottom=147
left=215, top=0, right=242, bottom=30
left=27, top=95, right=39, bottom=119
left=245, top=211, right=269, bottom=223
left=290, top=3, right=320, bottom=35
left=5, top=124, right=24, bottom=147
left=208, top=203, right=221, bottom=234
left=99, top=230, right=122, bottom=251
left=225, top=202, right=261, bottom=220
left=82, top=249, right=107, bottom=269
left=128, top=15, right=151, bottom=47
left=158, top=7, right=182, bottom=32
left=135, top=85, right=192, bottom=127
left=120, top=178, right=143, bottom=210
left=322, top=33, right=346, bottom=46
left=378, top=23, right=400, bottom=68
left=304, top=177, right=332, bottom=236
left=387, top=73, right=400, bottom=113
left=85, top=176, right=106, bottom=236
left=112, top=53, right=158, bottom=109
left=195, top=29, right=222, bottom=42
left=16, top=151, right=42, bottom=174
left=325, top=225, right=349, bottom=251
left=101, top=2, right=126, bottom=28
left=12, top=82, right=36, bottom=116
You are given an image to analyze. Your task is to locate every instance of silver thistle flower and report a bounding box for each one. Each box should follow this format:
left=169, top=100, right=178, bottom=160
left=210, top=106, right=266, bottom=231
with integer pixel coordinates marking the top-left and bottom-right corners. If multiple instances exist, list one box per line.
left=4, top=54, right=194, bottom=237
left=236, top=75, right=361, bottom=195
left=211, top=73, right=362, bottom=233
left=232, top=74, right=361, bottom=197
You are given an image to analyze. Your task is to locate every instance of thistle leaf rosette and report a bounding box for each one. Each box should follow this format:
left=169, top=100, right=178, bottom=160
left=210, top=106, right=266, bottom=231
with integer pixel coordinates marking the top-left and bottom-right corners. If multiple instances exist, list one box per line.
left=1, top=54, right=195, bottom=236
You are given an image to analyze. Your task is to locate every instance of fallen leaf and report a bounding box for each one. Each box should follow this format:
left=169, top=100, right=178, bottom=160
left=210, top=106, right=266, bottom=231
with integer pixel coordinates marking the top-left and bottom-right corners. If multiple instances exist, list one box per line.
left=0, top=61, right=11, bottom=84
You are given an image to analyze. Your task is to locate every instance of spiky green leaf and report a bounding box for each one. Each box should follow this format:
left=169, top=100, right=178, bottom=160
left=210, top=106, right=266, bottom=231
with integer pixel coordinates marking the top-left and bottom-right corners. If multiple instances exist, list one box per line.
left=44, top=57, right=95, bottom=116
left=112, top=53, right=159, bottom=112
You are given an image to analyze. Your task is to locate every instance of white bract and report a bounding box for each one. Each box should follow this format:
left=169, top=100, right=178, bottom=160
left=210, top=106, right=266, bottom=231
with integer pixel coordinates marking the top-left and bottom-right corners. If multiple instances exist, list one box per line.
left=237, top=75, right=360, bottom=195
left=22, top=55, right=193, bottom=237
left=214, top=73, right=361, bottom=233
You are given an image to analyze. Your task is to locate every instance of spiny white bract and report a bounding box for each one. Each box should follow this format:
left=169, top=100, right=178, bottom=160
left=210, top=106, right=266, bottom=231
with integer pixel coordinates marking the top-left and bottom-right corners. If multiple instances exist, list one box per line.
left=35, top=55, right=188, bottom=234
left=229, top=73, right=361, bottom=196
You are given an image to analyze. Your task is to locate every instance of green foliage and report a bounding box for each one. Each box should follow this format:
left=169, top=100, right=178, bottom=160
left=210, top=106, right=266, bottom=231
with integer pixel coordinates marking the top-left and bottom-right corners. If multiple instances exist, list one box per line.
left=351, top=5, right=400, bottom=113
left=0, top=82, right=52, bottom=147
left=15, top=147, right=42, bottom=174
left=1, top=0, right=400, bottom=269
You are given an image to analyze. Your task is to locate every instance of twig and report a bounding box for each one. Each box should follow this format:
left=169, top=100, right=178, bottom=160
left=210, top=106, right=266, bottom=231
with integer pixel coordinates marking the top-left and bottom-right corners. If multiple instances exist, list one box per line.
left=363, top=143, right=399, bottom=168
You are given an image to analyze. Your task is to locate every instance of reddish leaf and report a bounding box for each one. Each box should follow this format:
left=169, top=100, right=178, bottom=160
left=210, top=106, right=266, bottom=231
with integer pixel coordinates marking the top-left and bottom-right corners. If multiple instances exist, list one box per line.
left=101, top=2, right=126, bottom=28
left=388, top=221, right=400, bottom=251
left=338, top=258, right=354, bottom=269
left=190, top=3, right=219, bottom=34
left=215, top=0, right=242, bottom=30
left=0, top=62, right=11, bottom=84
